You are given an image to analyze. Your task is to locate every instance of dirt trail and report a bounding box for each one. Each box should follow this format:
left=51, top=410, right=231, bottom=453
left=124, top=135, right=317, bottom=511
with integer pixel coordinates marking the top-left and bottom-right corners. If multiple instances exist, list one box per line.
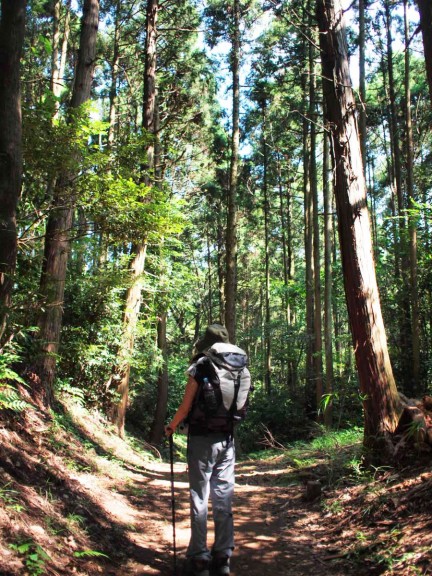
left=115, top=457, right=359, bottom=576
left=2, top=406, right=430, bottom=575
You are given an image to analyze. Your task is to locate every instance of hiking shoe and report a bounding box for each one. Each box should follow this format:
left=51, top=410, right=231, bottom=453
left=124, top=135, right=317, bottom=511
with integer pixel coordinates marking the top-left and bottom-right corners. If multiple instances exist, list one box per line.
left=212, top=556, right=230, bottom=575
left=182, top=557, right=210, bottom=576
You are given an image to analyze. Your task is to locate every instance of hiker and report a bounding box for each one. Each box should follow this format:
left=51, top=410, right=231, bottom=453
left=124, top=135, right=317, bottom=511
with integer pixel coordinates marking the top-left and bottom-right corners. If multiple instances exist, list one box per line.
left=165, top=323, right=251, bottom=576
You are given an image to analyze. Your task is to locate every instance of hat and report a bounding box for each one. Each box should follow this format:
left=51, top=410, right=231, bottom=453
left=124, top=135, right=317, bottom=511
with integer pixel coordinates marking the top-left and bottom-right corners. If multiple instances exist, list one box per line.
left=195, top=323, right=230, bottom=353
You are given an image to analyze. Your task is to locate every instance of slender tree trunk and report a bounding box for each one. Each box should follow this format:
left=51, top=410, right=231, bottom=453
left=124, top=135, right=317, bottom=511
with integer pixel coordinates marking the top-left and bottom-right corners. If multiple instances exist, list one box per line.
left=358, top=0, right=366, bottom=172
left=261, top=101, right=271, bottom=394
left=303, top=26, right=315, bottom=416
left=0, top=0, right=26, bottom=342
left=57, top=0, right=72, bottom=108
left=36, top=0, right=99, bottom=405
left=384, top=1, right=413, bottom=394
left=150, top=311, right=168, bottom=444
left=225, top=0, right=240, bottom=343
left=416, top=0, right=432, bottom=104
left=404, top=0, right=420, bottom=392
left=323, top=128, right=334, bottom=427
left=50, top=0, right=72, bottom=106
left=207, top=229, right=213, bottom=324
left=276, top=150, right=290, bottom=325
left=108, top=0, right=121, bottom=145
left=217, top=217, right=225, bottom=322
left=113, top=0, right=158, bottom=437
left=310, top=46, right=323, bottom=415
left=384, top=2, right=404, bottom=226
left=316, top=0, right=401, bottom=451
left=51, top=1, right=61, bottom=96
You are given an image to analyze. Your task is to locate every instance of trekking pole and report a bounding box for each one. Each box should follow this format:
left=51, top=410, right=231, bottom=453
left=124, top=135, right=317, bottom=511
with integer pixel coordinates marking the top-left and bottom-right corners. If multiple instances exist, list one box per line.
left=169, top=434, right=177, bottom=575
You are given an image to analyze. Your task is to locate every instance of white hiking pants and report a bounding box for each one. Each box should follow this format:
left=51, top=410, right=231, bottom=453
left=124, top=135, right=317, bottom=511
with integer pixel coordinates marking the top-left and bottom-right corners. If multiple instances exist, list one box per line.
left=187, top=433, right=235, bottom=561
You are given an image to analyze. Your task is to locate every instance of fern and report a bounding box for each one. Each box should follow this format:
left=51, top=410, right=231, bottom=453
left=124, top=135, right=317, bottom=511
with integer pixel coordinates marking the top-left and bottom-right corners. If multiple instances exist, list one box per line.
left=0, top=385, right=29, bottom=412
left=73, top=549, right=109, bottom=558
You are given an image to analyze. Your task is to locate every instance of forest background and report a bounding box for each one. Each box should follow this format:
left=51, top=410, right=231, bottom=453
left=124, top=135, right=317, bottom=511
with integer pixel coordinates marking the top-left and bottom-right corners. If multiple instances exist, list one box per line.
left=1, top=0, right=432, bottom=456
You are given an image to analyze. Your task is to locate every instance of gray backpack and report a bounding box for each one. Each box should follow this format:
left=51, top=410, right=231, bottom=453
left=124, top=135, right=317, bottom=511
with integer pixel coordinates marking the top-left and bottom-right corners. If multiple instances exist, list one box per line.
left=188, top=342, right=252, bottom=434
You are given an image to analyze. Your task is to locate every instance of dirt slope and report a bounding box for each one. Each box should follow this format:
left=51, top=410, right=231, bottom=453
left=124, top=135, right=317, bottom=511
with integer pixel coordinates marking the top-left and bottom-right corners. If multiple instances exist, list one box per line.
left=0, top=400, right=431, bottom=575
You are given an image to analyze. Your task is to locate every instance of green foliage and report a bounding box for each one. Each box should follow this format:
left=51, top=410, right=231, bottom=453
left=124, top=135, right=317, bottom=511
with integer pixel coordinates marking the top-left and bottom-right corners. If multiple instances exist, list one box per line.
left=9, top=541, right=51, bottom=576
left=0, top=347, right=30, bottom=413
left=237, top=384, right=305, bottom=452
left=81, top=174, right=185, bottom=244
left=73, top=549, right=109, bottom=559
left=0, top=483, right=25, bottom=513
left=0, top=385, right=29, bottom=413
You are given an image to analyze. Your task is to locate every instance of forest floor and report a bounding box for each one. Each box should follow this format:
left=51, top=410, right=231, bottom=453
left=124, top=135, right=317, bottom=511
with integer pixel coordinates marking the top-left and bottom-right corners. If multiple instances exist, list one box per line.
left=0, top=395, right=431, bottom=576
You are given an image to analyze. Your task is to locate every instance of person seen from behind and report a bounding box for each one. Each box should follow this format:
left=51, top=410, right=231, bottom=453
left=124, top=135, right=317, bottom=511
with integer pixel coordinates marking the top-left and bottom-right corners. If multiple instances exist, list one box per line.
left=165, top=323, right=251, bottom=576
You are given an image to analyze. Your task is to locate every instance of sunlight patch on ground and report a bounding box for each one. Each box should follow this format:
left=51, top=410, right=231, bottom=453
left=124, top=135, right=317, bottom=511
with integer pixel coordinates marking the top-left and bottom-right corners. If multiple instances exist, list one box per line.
left=77, top=473, right=138, bottom=525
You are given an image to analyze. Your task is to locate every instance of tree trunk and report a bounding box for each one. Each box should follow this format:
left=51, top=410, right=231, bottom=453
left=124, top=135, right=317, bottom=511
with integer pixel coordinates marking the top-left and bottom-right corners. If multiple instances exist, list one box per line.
left=108, top=0, right=121, bottom=146
left=323, top=127, right=334, bottom=427
left=404, top=0, right=420, bottom=392
left=225, top=0, right=240, bottom=343
left=316, top=0, right=401, bottom=450
left=384, top=1, right=413, bottom=394
left=149, top=311, right=168, bottom=445
left=303, top=26, right=315, bottom=417
left=261, top=101, right=272, bottom=394
left=113, top=0, right=158, bottom=437
left=51, top=0, right=72, bottom=118
left=0, top=0, right=26, bottom=342
left=50, top=1, right=61, bottom=96
left=416, top=0, right=432, bottom=104
left=36, top=0, right=99, bottom=405
left=310, top=44, right=323, bottom=415
left=275, top=147, right=292, bottom=327
left=358, top=0, right=366, bottom=171
left=57, top=0, right=72, bottom=106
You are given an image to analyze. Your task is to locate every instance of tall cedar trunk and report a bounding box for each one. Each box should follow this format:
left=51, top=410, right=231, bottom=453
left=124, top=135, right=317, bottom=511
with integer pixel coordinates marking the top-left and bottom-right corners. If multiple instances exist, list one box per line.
left=404, top=0, right=420, bottom=391
left=310, top=42, right=323, bottom=414
left=262, top=101, right=271, bottom=394
left=416, top=0, right=432, bottom=104
left=380, top=11, right=400, bottom=280
left=149, top=99, right=168, bottom=445
left=316, top=0, right=401, bottom=449
left=384, top=1, right=413, bottom=394
left=303, top=27, right=315, bottom=416
left=51, top=1, right=61, bottom=95
left=358, top=0, right=366, bottom=171
left=323, top=128, right=334, bottom=427
left=36, top=0, right=99, bottom=405
left=225, top=0, right=240, bottom=343
left=276, top=150, right=290, bottom=325
left=149, top=311, right=168, bottom=444
left=113, top=0, right=158, bottom=437
left=217, top=214, right=225, bottom=322
left=0, top=0, right=26, bottom=342
left=108, top=0, right=121, bottom=145
left=207, top=229, right=213, bottom=324
left=52, top=0, right=71, bottom=117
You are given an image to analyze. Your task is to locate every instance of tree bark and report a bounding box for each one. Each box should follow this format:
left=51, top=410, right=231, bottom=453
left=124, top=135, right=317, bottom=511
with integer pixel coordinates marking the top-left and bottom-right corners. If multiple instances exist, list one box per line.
left=108, top=0, right=121, bottom=145
left=310, top=43, right=324, bottom=415
left=416, top=0, right=432, bottom=104
left=358, top=0, right=366, bottom=172
left=0, top=0, right=26, bottom=342
left=113, top=0, right=158, bottom=437
left=404, top=0, right=420, bottom=392
left=316, top=0, right=401, bottom=449
left=37, top=0, right=99, bottom=405
left=384, top=0, right=412, bottom=395
left=225, top=0, right=240, bottom=343
left=149, top=311, right=168, bottom=445
left=323, top=127, right=334, bottom=427
left=302, top=25, right=314, bottom=417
